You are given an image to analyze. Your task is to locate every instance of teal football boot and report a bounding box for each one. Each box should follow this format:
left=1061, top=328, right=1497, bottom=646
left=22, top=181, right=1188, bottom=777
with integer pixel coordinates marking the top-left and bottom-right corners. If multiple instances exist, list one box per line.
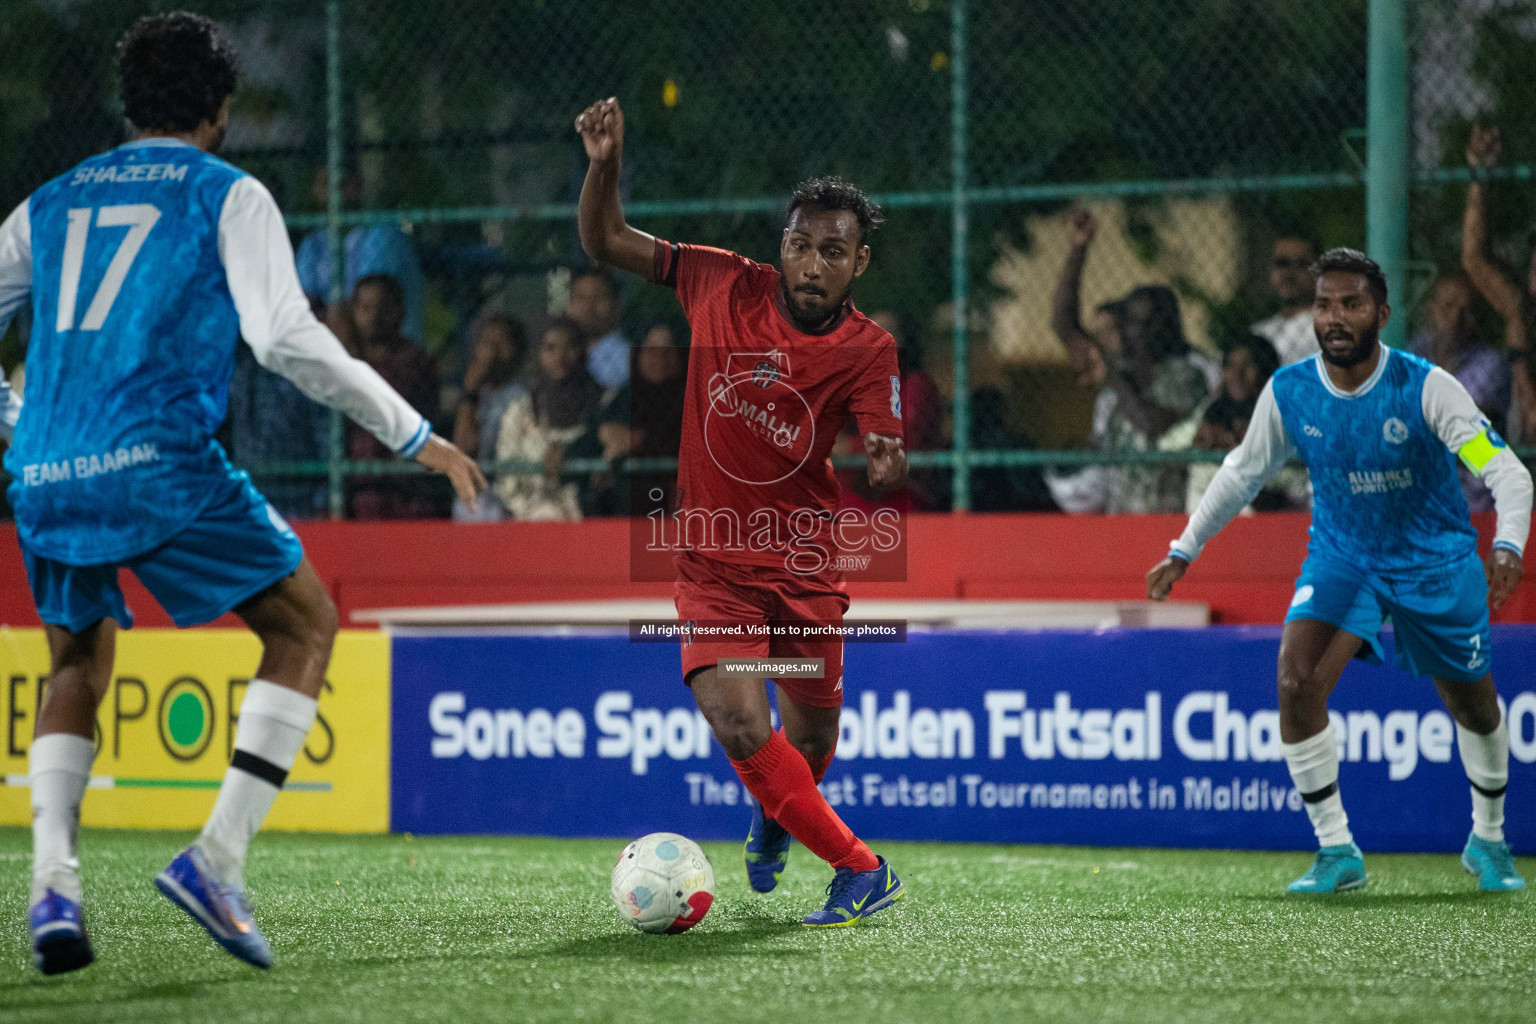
left=1462, top=834, right=1526, bottom=891
left=1287, top=843, right=1367, bottom=894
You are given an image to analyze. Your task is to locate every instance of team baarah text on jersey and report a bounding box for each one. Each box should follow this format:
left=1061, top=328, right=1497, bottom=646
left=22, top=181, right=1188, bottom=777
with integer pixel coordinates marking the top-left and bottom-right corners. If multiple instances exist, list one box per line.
left=19, top=443, right=161, bottom=486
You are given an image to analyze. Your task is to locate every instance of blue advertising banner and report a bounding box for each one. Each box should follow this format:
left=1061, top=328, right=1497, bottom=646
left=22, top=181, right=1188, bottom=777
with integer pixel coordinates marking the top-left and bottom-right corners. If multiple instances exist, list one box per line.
left=390, top=626, right=1536, bottom=853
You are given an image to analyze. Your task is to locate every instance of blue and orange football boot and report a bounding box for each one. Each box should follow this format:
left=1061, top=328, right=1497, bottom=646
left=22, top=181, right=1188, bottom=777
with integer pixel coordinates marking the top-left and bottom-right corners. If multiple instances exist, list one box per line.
left=155, top=845, right=272, bottom=969
left=30, top=888, right=93, bottom=975
left=802, top=856, right=904, bottom=927
left=745, top=803, right=792, bottom=893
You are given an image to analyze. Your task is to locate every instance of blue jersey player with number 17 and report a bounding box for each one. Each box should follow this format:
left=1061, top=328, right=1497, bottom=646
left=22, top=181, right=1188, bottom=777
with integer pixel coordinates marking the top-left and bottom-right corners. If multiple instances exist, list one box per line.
left=1147, top=249, right=1532, bottom=894
left=0, top=14, right=485, bottom=975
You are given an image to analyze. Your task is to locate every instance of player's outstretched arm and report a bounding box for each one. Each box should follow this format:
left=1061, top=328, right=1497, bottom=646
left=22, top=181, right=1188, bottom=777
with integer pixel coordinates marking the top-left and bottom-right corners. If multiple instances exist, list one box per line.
left=575, top=98, right=657, bottom=281
left=1145, top=555, right=1187, bottom=601
left=1422, top=366, right=1532, bottom=610
left=217, top=177, right=485, bottom=504
left=1146, top=380, right=1293, bottom=600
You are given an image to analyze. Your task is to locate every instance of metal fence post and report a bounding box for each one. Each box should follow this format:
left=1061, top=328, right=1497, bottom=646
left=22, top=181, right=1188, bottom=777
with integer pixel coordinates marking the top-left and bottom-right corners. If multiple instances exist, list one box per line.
left=1367, top=0, right=1408, bottom=348
left=325, top=0, right=345, bottom=518
left=950, top=0, right=970, bottom=512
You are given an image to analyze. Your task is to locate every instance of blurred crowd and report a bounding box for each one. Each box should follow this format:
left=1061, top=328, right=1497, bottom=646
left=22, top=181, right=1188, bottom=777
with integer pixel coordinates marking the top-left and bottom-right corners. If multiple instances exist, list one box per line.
left=5, top=129, right=1536, bottom=523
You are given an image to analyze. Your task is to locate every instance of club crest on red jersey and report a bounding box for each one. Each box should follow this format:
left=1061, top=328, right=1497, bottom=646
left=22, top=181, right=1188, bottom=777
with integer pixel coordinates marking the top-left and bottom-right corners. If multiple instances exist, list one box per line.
left=752, top=360, right=782, bottom=388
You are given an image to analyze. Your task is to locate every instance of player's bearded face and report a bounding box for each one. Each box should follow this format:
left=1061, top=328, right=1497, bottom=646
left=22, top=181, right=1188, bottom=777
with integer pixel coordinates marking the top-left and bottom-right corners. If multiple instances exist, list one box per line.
left=1313, top=273, right=1385, bottom=370
left=1316, top=317, right=1378, bottom=369
left=780, top=208, right=867, bottom=330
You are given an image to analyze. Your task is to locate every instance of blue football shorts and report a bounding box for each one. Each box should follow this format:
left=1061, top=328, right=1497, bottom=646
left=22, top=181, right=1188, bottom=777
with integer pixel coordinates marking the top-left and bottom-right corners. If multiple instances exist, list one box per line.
left=1284, top=549, right=1492, bottom=683
left=19, top=472, right=305, bottom=633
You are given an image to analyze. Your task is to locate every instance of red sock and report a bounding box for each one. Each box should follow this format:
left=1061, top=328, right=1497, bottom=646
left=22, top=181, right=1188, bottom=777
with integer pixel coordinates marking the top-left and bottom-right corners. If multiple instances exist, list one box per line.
left=777, top=728, right=836, bottom=784
left=733, top=731, right=877, bottom=872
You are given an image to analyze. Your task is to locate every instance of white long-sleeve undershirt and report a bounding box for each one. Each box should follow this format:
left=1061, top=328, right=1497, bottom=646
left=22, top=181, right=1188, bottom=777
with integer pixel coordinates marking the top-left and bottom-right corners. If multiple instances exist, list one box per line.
left=1171, top=357, right=1532, bottom=562
left=0, top=168, right=430, bottom=457
left=216, top=175, right=429, bottom=455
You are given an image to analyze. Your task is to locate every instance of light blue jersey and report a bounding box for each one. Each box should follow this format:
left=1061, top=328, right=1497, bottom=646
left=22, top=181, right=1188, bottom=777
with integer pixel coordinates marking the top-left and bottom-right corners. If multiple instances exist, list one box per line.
left=1270, top=348, right=1475, bottom=575
left=1172, top=344, right=1534, bottom=681
left=1172, top=346, right=1519, bottom=576
left=4, top=139, right=247, bottom=564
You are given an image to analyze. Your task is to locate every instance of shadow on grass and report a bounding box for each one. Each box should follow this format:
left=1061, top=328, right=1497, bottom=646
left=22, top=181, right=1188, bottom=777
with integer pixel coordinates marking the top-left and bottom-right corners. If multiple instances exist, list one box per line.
left=1236, top=891, right=1502, bottom=907
left=534, top=913, right=806, bottom=963
left=0, top=977, right=239, bottom=1010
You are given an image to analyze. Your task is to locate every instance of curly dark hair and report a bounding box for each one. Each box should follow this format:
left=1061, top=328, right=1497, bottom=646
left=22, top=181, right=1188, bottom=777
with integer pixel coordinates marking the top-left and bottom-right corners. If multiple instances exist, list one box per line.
left=786, top=176, right=884, bottom=244
left=1311, top=247, right=1388, bottom=305
left=117, top=12, right=239, bottom=134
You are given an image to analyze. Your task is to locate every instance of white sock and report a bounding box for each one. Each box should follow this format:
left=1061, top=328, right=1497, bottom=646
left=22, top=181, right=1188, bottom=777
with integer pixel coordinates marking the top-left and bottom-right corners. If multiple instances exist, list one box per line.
left=30, top=733, right=96, bottom=905
left=198, top=680, right=317, bottom=886
left=1282, top=724, right=1353, bottom=848
left=1457, top=710, right=1508, bottom=843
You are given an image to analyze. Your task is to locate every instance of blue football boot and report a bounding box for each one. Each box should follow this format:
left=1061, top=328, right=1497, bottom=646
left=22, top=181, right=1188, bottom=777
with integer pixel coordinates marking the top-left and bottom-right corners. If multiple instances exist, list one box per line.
left=30, top=889, right=94, bottom=975
left=745, top=803, right=792, bottom=893
left=155, top=845, right=272, bottom=969
left=1287, top=842, right=1367, bottom=893
left=802, top=856, right=904, bottom=927
left=1462, top=834, right=1526, bottom=891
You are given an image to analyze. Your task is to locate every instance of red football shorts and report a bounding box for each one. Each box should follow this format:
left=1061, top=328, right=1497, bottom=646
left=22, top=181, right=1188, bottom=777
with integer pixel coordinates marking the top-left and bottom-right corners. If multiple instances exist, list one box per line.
left=673, top=551, right=850, bottom=709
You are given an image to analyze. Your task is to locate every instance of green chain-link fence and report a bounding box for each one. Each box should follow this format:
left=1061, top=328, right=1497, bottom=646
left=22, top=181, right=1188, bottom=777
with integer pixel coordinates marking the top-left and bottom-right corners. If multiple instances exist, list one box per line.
left=2, top=0, right=1534, bottom=518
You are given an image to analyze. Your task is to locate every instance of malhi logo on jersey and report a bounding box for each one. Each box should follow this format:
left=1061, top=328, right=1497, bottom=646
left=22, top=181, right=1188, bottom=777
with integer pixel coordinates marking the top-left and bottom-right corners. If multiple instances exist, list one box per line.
left=752, top=360, right=782, bottom=388
left=704, top=349, right=815, bottom=484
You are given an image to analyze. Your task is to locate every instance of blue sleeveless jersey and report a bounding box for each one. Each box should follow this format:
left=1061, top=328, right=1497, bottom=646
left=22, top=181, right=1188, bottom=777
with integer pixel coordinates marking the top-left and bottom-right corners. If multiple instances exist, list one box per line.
left=1270, top=348, right=1475, bottom=575
left=4, top=140, right=248, bottom=564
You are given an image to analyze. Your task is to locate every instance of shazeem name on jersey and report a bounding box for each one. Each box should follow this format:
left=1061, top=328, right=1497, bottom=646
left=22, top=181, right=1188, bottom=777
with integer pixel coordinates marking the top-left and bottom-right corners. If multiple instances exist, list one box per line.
left=20, top=443, right=160, bottom=486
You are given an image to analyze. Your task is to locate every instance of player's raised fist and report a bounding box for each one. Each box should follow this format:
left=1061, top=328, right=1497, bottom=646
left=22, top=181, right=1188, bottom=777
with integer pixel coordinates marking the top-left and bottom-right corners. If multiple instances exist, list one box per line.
left=1467, top=123, right=1501, bottom=169
left=1145, top=555, right=1187, bottom=602
left=1067, top=208, right=1097, bottom=249
left=415, top=434, right=488, bottom=506
left=575, top=97, right=624, bottom=163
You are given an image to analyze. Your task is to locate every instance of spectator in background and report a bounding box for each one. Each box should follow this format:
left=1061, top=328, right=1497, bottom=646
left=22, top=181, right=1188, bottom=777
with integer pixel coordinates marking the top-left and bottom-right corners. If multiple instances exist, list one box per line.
left=1251, top=235, right=1319, bottom=365
left=1411, top=273, right=1511, bottom=512
left=295, top=168, right=426, bottom=344
left=1049, top=209, right=1208, bottom=513
left=451, top=314, right=528, bottom=522
left=568, top=270, right=630, bottom=390
left=345, top=274, right=443, bottom=518
left=618, top=324, right=688, bottom=515
left=564, top=325, right=686, bottom=519
left=225, top=312, right=330, bottom=519
left=1159, top=334, right=1301, bottom=512
left=494, top=318, right=603, bottom=521
left=1462, top=123, right=1536, bottom=441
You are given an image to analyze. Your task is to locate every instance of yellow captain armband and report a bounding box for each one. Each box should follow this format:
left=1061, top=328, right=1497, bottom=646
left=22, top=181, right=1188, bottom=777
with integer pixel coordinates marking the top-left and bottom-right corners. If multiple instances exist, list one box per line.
left=1457, top=425, right=1508, bottom=475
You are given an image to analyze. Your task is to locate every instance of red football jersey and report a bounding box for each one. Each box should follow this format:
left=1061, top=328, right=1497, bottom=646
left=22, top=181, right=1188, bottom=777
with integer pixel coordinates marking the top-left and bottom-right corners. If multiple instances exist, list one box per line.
left=654, top=240, right=902, bottom=571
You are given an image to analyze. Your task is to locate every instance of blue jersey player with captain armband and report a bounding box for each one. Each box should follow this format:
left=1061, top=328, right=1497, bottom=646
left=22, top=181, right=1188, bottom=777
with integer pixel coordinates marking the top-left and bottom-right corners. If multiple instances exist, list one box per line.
left=0, top=14, right=485, bottom=975
left=1146, top=249, right=1532, bottom=894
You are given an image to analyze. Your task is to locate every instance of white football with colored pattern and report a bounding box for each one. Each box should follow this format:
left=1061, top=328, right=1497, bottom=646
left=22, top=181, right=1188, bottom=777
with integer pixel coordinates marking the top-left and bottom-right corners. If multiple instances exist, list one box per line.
left=610, top=832, right=715, bottom=934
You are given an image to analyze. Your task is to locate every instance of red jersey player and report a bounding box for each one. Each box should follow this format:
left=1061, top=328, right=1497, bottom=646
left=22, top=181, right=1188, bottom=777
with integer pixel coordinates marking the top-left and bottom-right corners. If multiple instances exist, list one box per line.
left=576, top=97, right=907, bottom=926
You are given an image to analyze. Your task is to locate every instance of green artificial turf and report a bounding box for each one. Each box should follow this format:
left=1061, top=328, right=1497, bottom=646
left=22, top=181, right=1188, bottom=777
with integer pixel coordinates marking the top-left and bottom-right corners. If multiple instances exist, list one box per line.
left=0, top=827, right=1531, bottom=1023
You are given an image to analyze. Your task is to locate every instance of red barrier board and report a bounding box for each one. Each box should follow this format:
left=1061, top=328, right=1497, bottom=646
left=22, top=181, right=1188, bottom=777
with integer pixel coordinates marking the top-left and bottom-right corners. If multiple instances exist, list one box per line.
left=0, top=512, right=1528, bottom=628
